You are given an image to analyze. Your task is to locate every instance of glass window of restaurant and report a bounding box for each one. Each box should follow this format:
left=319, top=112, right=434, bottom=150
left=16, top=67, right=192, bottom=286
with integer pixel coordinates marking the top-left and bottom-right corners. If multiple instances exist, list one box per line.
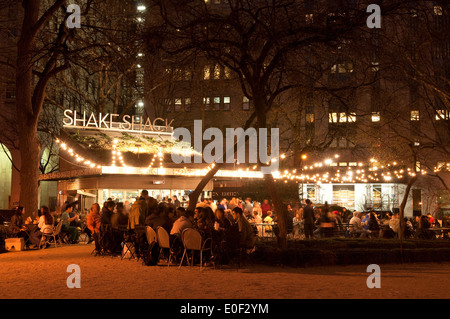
left=98, top=189, right=191, bottom=205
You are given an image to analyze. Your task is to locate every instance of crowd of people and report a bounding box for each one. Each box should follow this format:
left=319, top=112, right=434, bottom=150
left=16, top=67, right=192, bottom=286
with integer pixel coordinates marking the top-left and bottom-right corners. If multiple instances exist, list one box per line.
left=5, top=195, right=449, bottom=253
left=292, top=200, right=450, bottom=240
left=83, top=192, right=265, bottom=264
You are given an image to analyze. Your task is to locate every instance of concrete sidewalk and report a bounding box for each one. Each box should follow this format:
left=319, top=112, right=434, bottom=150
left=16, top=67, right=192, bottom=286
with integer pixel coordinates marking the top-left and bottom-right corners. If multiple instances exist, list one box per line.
left=0, top=244, right=449, bottom=299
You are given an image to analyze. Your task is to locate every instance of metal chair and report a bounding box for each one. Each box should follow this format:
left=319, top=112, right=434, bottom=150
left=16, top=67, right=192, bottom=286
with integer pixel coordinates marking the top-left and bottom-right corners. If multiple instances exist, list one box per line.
left=156, top=226, right=176, bottom=266
left=179, top=228, right=212, bottom=270
left=146, top=226, right=157, bottom=244
left=40, top=221, right=63, bottom=249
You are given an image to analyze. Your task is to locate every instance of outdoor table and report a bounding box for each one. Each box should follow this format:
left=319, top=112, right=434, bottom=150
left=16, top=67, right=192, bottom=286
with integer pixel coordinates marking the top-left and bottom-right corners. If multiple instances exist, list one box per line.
left=427, top=227, right=450, bottom=239
left=24, top=224, right=38, bottom=247
left=251, top=223, right=277, bottom=238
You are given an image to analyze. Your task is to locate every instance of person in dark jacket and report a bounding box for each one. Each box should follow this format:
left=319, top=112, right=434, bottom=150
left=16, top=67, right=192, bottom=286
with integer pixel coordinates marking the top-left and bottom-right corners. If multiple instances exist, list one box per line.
left=9, top=206, right=29, bottom=243
left=101, top=201, right=115, bottom=225
left=368, top=211, right=380, bottom=238
left=302, top=199, right=315, bottom=239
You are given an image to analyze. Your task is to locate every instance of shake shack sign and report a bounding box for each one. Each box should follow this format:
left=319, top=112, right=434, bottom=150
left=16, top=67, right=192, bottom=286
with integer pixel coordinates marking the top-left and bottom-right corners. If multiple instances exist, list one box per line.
left=63, top=109, right=173, bottom=134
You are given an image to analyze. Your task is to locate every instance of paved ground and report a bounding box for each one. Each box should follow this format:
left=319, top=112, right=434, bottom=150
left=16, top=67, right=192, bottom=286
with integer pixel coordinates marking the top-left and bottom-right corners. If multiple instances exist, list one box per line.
left=0, top=243, right=449, bottom=299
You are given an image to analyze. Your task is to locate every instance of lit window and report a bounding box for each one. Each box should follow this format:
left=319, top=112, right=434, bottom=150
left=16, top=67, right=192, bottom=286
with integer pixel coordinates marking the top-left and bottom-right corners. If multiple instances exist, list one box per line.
left=165, top=99, right=172, bottom=113
left=305, top=13, right=314, bottom=24
left=329, top=112, right=338, bottom=123
left=331, top=63, right=354, bottom=74
left=223, top=96, right=231, bottom=111
left=339, top=112, right=347, bottom=123
left=243, top=96, right=250, bottom=110
left=348, top=112, right=356, bottom=122
left=185, top=98, right=191, bottom=112
left=213, top=97, right=221, bottom=110
left=415, top=161, right=421, bottom=172
left=349, top=162, right=357, bottom=166
left=435, top=109, right=449, bottom=120
left=137, top=5, right=146, bottom=12
left=410, top=110, right=420, bottom=121
left=224, top=67, right=231, bottom=79
left=306, top=113, right=315, bottom=123
left=371, top=61, right=380, bottom=72
left=203, top=97, right=210, bottom=110
left=339, top=162, right=348, bottom=167
left=434, top=5, right=443, bottom=16
left=174, top=98, right=182, bottom=112
left=203, top=66, right=210, bottom=80
left=213, top=64, right=221, bottom=79
left=371, top=112, right=381, bottom=122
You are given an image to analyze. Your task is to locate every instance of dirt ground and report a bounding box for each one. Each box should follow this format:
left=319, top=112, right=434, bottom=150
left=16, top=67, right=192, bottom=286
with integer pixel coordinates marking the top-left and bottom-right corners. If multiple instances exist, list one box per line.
left=0, top=243, right=449, bottom=299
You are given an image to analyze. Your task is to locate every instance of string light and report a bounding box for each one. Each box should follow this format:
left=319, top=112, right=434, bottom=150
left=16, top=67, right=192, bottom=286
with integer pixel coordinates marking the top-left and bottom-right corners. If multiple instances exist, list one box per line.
left=55, top=138, right=103, bottom=169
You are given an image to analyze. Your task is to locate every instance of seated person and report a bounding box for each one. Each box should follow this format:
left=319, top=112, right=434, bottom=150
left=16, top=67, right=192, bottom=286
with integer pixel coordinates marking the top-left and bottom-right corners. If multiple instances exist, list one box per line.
left=169, top=208, right=194, bottom=258
left=416, top=215, right=433, bottom=239
left=170, top=208, right=194, bottom=237
left=61, top=204, right=80, bottom=244
left=30, top=206, right=54, bottom=248
left=9, top=206, right=29, bottom=245
left=388, top=213, right=400, bottom=238
left=263, top=211, right=274, bottom=234
left=349, top=211, right=368, bottom=238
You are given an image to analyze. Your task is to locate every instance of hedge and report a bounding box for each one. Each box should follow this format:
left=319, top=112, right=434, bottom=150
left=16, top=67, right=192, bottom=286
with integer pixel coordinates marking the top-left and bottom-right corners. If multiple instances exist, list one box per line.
left=250, top=239, right=450, bottom=267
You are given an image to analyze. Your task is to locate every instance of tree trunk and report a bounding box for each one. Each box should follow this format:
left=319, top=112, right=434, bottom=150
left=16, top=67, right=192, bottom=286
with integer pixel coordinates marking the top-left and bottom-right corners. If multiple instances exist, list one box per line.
left=399, top=176, right=418, bottom=243
left=188, top=163, right=224, bottom=211
left=264, top=174, right=288, bottom=248
left=16, top=0, right=40, bottom=218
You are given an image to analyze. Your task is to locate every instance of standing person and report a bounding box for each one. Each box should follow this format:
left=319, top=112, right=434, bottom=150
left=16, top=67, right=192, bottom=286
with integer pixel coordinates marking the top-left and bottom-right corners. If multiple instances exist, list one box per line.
left=231, top=207, right=256, bottom=250
left=243, top=198, right=253, bottom=216
left=172, top=195, right=181, bottom=208
left=302, top=199, right=315, bottom=239
left=217, top=198, right=228, bottom=211
left=129, top=196, right=146, bottom=229
left=261, top=199, right=272, bottom=219
left=87, top=203, right=101, bottom=254
left=101, top=201, right=115, bottom=226
left=208, top=199, right=217, bottom=212
left=228, top=198, right=238, bottom=211
left=30, top=206, right=54, bottom=248
left=141, top=190, right=157, bottom=218
left=61, top=204, right=80, bottom=244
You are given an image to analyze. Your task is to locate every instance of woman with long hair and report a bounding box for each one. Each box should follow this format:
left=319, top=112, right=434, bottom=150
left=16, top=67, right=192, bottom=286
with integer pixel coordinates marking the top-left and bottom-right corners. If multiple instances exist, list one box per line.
left=30, top=206, right=54, bottom=249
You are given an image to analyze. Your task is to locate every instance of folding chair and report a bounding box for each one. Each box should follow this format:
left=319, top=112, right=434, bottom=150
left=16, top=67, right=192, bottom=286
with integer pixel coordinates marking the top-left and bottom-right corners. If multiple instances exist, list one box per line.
left=40, top=221, right=63, bottom=249
left=146, top=226, right=157, bottom=245
left=121, top=228, right=138, bottom=260
left=156, top=226, right=176, bottom=266
left=179, top=228, right=212, bottom=270
left=78, top=224, right=90, bottom=243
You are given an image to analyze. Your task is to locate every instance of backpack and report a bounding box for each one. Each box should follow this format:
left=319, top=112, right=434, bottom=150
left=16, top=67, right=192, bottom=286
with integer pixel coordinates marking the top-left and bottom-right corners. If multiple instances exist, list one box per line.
left=142, top=241, right=160, bottom=266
